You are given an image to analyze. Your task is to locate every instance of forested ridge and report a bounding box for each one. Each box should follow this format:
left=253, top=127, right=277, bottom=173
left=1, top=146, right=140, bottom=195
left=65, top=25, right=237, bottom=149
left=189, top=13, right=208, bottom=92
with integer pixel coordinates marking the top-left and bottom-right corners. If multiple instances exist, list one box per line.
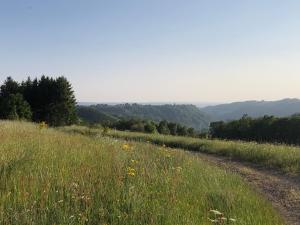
left=77, top=103, right=211, bottom=131
left=201, top=98, right=300, bottom=121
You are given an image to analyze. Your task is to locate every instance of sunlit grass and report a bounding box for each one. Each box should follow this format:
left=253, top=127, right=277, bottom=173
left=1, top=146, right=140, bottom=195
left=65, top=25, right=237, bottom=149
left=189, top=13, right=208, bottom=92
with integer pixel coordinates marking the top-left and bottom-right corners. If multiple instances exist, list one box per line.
left=93, top=129, right=300, bottom=174
left=0, top=121, right=283, bottom=224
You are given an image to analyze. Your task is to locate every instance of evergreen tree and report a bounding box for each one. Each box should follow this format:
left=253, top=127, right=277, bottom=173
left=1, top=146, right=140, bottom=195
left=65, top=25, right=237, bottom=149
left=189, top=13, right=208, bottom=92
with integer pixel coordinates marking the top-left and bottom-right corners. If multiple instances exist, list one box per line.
left=157, top=120, right=170, bottom=135
left=187, top=127, right=195, bottom=137
left=0, top=77, right=20, bottom=98
left=48, top=77, right=77, bottom=126
left=167, top=122, right=177, bottom=135
left=177, top=124, right=188, bottom=136
left=0, top=76, right=77, bottom=126
left=144, top=121, right=157, bottom=133
left=0, top=93, right=32, bottom=120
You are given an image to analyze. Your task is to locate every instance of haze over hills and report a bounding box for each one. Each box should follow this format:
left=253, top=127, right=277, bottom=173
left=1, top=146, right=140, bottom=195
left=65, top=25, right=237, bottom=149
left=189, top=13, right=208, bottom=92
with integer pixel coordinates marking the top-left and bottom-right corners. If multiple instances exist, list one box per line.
left=77, top=99, right=300, bottom=130
left=77, top=104, right=212, bottom=131
left=78, top=102, right=220, bottom=107
left=200, top=98, right=300, bottom=121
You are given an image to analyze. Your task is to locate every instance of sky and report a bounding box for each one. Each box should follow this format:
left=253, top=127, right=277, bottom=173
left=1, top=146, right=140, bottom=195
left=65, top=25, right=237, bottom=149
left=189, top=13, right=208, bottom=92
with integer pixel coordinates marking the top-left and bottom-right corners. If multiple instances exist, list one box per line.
left=0, top=0, right=300, bottom=103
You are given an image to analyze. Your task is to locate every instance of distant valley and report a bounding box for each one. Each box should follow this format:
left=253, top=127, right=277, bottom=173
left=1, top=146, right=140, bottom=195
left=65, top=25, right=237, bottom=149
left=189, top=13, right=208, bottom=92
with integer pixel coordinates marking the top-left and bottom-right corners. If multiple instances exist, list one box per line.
left=78, top=98, right=300, bottom=131
left=77, top=104, right=212, bottom=131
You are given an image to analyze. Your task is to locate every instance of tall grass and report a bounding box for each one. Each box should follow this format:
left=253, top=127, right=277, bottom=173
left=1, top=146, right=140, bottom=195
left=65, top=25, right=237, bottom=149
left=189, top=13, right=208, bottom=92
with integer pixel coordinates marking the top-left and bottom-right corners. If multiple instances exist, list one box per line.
left=61, top=126, right=300, bottom=174
left=103, top=130, right=300, bottom=174
left=0, top=121, right=283, bottom=224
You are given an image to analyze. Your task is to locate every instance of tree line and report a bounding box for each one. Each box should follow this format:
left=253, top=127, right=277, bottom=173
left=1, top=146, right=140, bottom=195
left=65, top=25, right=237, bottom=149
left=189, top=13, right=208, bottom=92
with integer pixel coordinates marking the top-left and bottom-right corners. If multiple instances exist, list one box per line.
left=0, top=76, right=77, bottom=126
left=210, top=114, right=300, bottom=145
left=83, top=103, right=210, bottom=131
left=97, top=118, right=202, bottom=138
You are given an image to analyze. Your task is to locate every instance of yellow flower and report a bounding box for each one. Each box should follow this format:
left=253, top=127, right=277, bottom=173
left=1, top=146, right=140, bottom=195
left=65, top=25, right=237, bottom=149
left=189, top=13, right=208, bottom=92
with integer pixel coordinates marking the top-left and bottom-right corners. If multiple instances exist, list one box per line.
left=127, top=167, right=136, bottom=176
left=131, top=159, right=138, bottom=164
left=39, top=121, right=48, bottom=129
left=128, top=171, right=135, bottom=176
left=122, top=144, right=130, bottom=151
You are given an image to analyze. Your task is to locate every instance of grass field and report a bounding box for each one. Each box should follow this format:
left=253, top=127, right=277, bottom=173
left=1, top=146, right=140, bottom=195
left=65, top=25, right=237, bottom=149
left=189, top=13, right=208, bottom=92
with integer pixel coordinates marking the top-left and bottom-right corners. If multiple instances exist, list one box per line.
left=61, top=126, right=300, bottom=175
left=0, top=121, right=283, bottom=225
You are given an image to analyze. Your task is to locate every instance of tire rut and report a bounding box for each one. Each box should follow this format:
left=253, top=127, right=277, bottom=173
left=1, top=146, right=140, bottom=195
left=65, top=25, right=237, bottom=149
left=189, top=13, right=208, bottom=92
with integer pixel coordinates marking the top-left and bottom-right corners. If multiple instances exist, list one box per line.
left=194, top=153, right=300, bottom=225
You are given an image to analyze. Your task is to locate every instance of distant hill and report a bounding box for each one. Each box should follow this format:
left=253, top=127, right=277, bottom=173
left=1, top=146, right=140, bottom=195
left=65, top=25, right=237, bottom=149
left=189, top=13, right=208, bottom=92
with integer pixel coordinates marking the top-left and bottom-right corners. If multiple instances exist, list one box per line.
left=76, top=106, right=118, bottom=124
left=201, top=98, right=300, bottom=121
left=77, top=104, right=211, bottom=130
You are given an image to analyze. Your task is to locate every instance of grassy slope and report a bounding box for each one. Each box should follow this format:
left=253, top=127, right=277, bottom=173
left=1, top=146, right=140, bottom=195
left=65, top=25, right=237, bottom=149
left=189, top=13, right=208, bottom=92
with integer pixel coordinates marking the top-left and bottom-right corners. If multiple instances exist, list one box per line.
left=0, top=121, right=283, bottom=225
left=102, top=130, right=300, bottom=174
left=62, top=126, right=300, bottom=174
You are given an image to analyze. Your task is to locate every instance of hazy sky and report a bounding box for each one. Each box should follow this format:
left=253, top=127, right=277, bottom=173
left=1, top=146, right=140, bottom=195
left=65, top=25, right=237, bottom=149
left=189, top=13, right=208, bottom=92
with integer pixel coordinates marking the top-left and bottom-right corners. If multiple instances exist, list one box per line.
left=0, top=0, right=300, bottom=103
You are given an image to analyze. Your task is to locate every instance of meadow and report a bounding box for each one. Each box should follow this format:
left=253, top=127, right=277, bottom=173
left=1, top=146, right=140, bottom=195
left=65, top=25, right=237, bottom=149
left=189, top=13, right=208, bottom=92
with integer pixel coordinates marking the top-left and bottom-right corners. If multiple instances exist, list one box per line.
left=62, top=126, right=300, bottom=174
left=0, top=121, right=284, bottom=224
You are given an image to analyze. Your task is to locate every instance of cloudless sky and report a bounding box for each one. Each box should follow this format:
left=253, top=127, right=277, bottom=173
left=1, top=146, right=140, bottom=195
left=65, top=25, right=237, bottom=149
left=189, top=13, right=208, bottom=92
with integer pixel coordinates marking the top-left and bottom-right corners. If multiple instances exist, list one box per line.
left=0, top=0, right=300, bottom=103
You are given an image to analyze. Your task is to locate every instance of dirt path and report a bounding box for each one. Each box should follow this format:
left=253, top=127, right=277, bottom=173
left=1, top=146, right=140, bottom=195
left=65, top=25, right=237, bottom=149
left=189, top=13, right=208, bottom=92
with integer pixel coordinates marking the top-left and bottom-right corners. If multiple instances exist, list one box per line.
left=194, top=153, right=300, bottom=225
left=101, top=134, right=300, bottom=224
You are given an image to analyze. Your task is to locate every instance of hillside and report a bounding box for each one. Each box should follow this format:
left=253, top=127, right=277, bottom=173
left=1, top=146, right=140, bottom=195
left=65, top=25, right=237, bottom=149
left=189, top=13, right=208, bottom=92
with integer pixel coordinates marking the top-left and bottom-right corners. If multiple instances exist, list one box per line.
left=201, top=98, right=300, bottom=121
left=76, top=106, right=118, bottom=124
left=0, top=121, right=283, bottom=224
left=78, top=104, right=212, bottom=130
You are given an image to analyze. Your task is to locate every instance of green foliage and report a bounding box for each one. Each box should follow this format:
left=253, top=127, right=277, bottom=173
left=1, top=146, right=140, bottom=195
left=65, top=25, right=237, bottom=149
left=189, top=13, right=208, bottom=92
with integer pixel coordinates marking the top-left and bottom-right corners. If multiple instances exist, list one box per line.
left=76, top=106, right=118, bottom=125
left=0, top=93, right=32, bottom=120
left=167, top=122, right=177, bottom=135
left=176, top=124, right=188, bottom=136
left=78, top=103, right=211, bottom=131
left=0, top=77, right=32, bottom=120
left=0, top=76, right=77, bottom=126
left=210, top=114, right=300, bottom=145
left=0, top=77, right=19, bottom=97
left=187, top=127, right=196, bottom=137
left=157, top=120, right=170, bottom=135
left=107, top=118, right=198, bottom=138
left=201, top=98, right=300, bottom=121
left=102, top=129, right=300, bottom=174
left=144, top=121, right=157, bottom=133
left=130, top=121, right=145, bottom=132
left=1, top=120, right=280, bottom=224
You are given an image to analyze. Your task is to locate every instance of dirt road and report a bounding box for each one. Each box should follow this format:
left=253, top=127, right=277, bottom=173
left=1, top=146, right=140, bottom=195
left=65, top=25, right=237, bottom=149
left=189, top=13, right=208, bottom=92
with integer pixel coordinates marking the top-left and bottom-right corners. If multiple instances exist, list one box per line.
left=195, top=153, right=300, bottom=225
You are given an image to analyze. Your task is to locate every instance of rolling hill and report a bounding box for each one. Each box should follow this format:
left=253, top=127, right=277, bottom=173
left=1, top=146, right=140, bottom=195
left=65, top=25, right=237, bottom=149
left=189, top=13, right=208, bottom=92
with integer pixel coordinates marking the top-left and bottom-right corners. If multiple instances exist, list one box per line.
left=201, top=98, right=300, bottom=121
left=77, top=104, right=212, bottom=130
left=76, top=106, right=118, bottom=124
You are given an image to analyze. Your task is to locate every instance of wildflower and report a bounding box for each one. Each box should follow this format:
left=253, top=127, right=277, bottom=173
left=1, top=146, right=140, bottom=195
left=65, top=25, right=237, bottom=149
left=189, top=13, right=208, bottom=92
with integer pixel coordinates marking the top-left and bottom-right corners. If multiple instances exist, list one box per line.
left=122, top=144, right=130, bottom=151
left=39, top=121, right=48, bottom=129
left=162, top=144, right=166, bottom=148
left=127, top=167, right=136, bottom=176
left=131, top=159, right=138, bottom=164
